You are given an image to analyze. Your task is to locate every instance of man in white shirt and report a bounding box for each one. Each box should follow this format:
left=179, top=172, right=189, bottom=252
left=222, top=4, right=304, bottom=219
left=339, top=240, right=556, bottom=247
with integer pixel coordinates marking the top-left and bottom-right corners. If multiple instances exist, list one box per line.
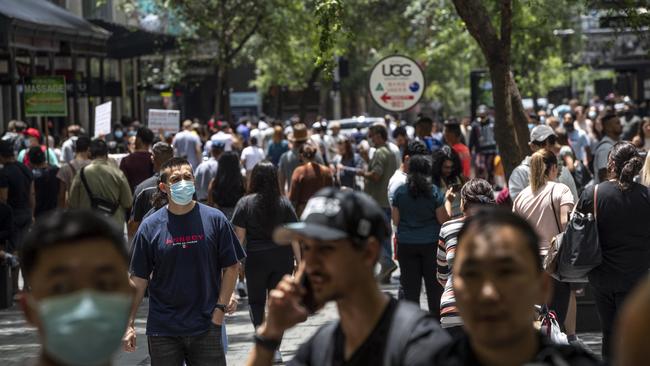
left=208, top=122, right=235, bottom=154
left=241, top=137, right=266, bottom=178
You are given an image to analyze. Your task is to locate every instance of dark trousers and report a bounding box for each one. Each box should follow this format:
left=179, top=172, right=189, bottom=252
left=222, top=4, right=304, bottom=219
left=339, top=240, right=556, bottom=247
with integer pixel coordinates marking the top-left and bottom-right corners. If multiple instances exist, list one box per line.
left=397, top=243, right=442, bottom=319
left=591, top=283, right=631, bottom=360
left=549, top=277, right=571, bottom=325
left=245, top=246, right=294, bottom=328
left=147, top=324, right=225, bottom=366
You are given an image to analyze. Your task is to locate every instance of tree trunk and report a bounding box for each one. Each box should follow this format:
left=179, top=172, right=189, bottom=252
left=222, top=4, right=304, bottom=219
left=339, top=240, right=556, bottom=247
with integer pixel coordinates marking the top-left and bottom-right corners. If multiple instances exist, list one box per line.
left=215, top=63, right=232, bottom=122
left=489, top=62, right=520, bottom=178
left=298, top=67, right=322, bottom=123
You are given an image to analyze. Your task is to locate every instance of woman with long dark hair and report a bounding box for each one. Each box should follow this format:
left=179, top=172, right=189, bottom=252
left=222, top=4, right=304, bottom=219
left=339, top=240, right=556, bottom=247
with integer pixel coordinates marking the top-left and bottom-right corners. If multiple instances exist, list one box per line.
left=231, top=161, right=300, bottom=363
left=432, top=146, right=464, bottom=218
left=576, top=141, right=650, bottom=360
left=208, top=151, right=245, bottom=219
left=391, top=154, right=449, bottom=316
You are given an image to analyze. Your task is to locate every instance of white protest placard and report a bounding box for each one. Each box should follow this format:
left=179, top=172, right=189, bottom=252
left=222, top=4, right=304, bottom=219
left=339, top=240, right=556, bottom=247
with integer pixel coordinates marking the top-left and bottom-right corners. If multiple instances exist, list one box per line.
left=148, top=109, right=180, bottom=133
left=94, top=101, right=112, bottom=138
left=369, top=55, right=425, bottom=112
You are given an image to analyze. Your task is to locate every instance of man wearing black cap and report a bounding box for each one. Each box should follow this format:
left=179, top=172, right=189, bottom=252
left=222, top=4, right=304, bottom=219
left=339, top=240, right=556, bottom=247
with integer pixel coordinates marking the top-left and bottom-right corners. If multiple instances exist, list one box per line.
left=246, top=188, right=450, bottom=366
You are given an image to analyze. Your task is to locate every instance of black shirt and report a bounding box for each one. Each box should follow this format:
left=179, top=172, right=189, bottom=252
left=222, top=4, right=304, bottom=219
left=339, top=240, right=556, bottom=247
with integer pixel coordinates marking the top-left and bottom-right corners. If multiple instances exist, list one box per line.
left=32, top=166, right=59, bottom=217
left=131, top=173, right=159, bottom=222
left=0, top=161, right=33, bottom=211
left=231, top=194, right=298, bottom=252
left=432, top=333, right=601, bottom=366
left=289, top=299, right=450, bottom=366
left=577, top=181, right=650, bottom=290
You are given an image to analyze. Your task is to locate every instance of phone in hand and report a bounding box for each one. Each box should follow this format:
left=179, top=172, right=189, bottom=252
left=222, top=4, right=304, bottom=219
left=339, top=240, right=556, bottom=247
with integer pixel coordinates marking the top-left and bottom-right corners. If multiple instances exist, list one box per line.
left=450, top=183, right=461, bottom=193
left=298, top=271, right=319, bottom=315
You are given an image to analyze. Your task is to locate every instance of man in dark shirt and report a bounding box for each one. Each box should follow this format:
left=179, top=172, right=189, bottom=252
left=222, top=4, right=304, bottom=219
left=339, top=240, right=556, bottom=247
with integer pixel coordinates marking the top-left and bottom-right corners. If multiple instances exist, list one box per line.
left=127, top=142, right=174, bottom=240
left=0, top=140, right=34, bottom=294
left=120, top=127, right=155, bottom=192
left=124, top=157, right=245, bottom=365
left=247, top=188, right=450, bottom=366
left=432, top=208, right=600, bottom=366
left=28, top=147, right=59, bottom=217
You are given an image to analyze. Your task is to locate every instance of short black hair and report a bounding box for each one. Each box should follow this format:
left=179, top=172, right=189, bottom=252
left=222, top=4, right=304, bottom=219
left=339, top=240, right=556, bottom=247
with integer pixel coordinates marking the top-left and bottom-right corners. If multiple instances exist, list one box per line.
left=0, top=140, right=14, bottom=158
left=89, top=139, right=108, bottom=158
left=74, top=136, right=91, bottom=153
left=416, top=116, right=433, bottom=126
left=20, top=210, right=128, bottom=280
left=458, top=207, right=542, bottom=272
left=444, top=123, right=462, bottom=138
left=392, top=126, right=407, bottom=139
left=136, top=127, right=155, bottom=145
left=368, top=124, right=388, bottom=141
left=28, top=146, right=45, bottom=165
left=159, top=157, right=191, bottom=184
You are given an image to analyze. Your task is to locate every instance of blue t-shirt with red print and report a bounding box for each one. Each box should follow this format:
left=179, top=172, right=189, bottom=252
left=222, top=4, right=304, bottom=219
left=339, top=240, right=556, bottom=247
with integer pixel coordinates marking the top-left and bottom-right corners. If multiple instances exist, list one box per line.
left=130, top=202, right=246, bottom=336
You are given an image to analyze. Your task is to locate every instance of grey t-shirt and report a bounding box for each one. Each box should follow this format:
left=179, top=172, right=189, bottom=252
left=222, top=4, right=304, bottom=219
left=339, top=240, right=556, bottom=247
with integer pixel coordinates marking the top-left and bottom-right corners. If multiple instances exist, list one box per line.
left=508, top=156, right=578, bottom=202
left=172, top=131, right=202, bottom=169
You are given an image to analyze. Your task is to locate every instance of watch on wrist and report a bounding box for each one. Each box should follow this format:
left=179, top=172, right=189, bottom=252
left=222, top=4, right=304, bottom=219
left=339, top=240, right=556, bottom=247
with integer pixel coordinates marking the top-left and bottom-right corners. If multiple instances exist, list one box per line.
left=253, top=333, right=281, bottom=351
left=214, top=304, right=227, bottom=313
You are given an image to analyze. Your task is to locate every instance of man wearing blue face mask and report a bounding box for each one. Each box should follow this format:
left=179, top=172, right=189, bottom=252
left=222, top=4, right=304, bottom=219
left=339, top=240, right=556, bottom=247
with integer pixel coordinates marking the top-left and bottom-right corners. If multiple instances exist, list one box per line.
left=125, top=157, right=245, bottom=365
left=20, top=210, right=134, bottom=366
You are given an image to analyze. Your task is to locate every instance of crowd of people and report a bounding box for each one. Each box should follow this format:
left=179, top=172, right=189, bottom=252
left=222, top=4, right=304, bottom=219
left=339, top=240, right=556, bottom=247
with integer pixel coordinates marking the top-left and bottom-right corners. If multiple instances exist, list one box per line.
left=1, top=93, right=650, bottom=366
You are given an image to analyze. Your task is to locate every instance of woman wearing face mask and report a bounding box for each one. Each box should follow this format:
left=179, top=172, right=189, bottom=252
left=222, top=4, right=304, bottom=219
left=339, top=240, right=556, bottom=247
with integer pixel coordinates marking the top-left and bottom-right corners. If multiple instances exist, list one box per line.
left=208, top=151, right=245, bottom=220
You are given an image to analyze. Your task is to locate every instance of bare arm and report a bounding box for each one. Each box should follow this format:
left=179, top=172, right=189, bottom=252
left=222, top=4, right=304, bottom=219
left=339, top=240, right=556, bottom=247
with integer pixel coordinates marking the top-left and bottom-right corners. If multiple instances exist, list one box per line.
left=278, top=169, right=287, bottom=196
left=234, top=226, right=246, bottom=248
left=212, top=263, right=241, bottom=325
left=436, top=206, right=450, bottom=225
left=0, top=187, right=7, bottom=204
left=57, top=181, right=67, bottom=208
left=391, top=206, right=400, bottom=226
left=123, top=275, right=148, bottom=352
left=560, top=203, right=573, bottom=230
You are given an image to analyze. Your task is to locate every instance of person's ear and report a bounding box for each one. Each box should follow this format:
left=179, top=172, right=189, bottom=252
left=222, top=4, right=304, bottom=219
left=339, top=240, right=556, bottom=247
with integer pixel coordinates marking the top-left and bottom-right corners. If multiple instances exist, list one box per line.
left=158, top=181, right=168, bottom=194
left=363, top=237, right=381, bottom=268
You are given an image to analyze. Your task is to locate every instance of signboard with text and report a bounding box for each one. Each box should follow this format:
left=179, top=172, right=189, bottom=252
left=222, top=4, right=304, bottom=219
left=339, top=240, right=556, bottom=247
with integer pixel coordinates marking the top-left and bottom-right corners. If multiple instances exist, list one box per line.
left=148, top=109, right=180, bottom=133
left=94, top=101, right=112, bottom=138
left=24, top=76, right=68, bottom=117
left=369, top=55, right=425, bottom=112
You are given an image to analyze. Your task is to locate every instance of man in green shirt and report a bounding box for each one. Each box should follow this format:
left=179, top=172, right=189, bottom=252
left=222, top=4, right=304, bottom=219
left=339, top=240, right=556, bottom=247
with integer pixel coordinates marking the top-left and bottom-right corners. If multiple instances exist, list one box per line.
left=360, top=124, right=397, bottom=282
left=69, top=139, right=132, bottom=226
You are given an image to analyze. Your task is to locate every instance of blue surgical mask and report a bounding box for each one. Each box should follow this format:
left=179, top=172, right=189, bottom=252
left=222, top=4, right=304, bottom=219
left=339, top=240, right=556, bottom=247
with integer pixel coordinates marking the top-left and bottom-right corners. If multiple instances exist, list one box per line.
left=35, top=290, right=132, bottom=366
left=170, top=179, right=195, bottom=205
left=114, top=130, right=124, bottom=139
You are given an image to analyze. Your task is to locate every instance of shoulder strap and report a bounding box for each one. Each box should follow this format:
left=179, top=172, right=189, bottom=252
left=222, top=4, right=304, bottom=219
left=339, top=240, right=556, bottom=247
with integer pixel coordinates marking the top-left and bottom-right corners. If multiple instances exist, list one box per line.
left=549, top=185, right=561, bottom=233
left=79, top=167, right=96, bottom=200
left=593, top=183, right=599, bottom=219
left=384, top=301, right=429, bottom=366
left=309, top=321, right=338, bottom=365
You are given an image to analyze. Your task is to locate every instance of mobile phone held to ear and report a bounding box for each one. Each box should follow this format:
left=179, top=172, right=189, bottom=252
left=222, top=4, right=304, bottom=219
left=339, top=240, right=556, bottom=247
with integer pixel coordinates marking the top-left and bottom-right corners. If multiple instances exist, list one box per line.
left=451, top=183, right=461, bottom=193
left=296, top=269, right=319, bottom=315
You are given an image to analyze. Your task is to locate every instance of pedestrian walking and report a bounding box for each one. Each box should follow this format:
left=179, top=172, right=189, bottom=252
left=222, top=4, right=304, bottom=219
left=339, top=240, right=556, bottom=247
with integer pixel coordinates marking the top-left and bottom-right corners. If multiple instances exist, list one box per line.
left=119, top=127, right=155, bottom=192
left=512, top=149, right=574, bottom=329
left=575, top=141, right=650, bottom=360
left=56, top=136, right=91, bottom=208
left=432, top=146, right=464, bottom=218
left=124, top=157, right=245, bottom=366
left=17, top=127, right=59, bottom=167
left=288, top=143, right=333, bottom=217
left=60, top=124, right=83, bottom=164
left=278, top=124, right=323, bottom=194
left=241, top=136, right=266, bottom=179
left=391, top=154, right=449, bottom=316
left=331, top=136, right=363, bottom=190
left=246, top=188, right=451, bottom=366
left=173, top=120, right=203, bottom=170
left=437, top=178, right=495, bottom=336
left=468, top=105, right=497, bottom=184
left=432, top=208, right=601, bottom=365
left=593, top=112, right=622, bottom=183
left=231, top=161, right=301, bottom=363
left=28, top=147, right=59, bottom=217
left=20, top=210, right=134, bottom=366
left=208, top=151, right=245, bottom=220
left=195, top=141, right=224, bottom=203
left=266, top=126, right=289, bottom=167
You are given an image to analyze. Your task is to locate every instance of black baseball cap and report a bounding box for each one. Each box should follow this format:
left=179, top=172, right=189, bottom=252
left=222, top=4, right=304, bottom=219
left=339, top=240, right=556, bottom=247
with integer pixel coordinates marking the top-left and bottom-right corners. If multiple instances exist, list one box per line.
left=273, top=188, right=389, bottom=245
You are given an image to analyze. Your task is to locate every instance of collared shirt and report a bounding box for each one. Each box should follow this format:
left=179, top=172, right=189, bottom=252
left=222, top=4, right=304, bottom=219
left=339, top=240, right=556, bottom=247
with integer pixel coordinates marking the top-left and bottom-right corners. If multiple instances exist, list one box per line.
left=194, top=157, right=219, bottom=201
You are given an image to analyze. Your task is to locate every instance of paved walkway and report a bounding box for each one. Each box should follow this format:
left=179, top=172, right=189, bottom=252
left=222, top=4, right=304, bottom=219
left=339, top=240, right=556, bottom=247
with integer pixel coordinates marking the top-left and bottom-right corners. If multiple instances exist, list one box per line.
left=0, top=280, right=602, bottom=365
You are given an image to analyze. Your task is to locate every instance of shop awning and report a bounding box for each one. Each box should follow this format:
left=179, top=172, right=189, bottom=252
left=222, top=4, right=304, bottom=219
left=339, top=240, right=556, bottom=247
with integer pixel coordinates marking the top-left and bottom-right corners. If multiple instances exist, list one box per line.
left=89, top=19, right=177, bottom=59
left=0, top=0, right=110, bottom=55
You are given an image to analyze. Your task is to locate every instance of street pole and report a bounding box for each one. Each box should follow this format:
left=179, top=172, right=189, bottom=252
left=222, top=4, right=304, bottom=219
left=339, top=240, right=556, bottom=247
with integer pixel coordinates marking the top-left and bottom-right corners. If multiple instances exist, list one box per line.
left=333, top=57, right=341, bottom=120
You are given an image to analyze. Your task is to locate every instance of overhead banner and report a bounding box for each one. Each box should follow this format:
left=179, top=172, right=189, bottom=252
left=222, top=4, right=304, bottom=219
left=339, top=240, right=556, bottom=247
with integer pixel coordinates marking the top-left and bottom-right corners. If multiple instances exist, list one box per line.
left=369, top=55, right=425, bottom=112
left=24, top=76, right=68, bottom=117
left=94, top=101, right=112, bottom=138
left=148, top=109, right=180, bottom=133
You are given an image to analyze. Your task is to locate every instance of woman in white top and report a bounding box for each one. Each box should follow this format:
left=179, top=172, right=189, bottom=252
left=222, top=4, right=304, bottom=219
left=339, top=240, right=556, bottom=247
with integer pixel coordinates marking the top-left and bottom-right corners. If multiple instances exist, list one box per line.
left=512, top=149, right=574, bottom=328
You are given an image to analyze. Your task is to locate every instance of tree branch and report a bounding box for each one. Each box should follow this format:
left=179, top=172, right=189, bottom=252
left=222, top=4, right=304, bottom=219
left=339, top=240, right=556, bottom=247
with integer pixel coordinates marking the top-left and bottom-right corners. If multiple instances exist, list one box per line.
left=451, top=0, right=501, bottom=62
left=500, top=0, right=512, bottom=66
left=226, top=15, right=263, bottom=60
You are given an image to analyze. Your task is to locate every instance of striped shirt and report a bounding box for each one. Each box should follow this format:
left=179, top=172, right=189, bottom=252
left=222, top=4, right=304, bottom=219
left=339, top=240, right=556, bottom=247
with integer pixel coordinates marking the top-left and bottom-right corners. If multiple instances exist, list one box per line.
left=437, top=216, right=466, bottom=328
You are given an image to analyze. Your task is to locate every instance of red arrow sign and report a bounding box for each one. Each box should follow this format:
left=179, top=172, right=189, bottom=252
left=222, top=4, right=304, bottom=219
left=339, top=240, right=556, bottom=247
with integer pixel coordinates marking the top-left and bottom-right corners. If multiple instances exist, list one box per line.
left=380, top=92, right=415, bottom=103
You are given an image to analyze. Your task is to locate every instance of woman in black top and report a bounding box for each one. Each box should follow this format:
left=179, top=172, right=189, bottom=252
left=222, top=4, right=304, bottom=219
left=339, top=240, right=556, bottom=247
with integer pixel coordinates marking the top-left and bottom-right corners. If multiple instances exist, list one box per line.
left=208, top=151, right=245, bottom=219
left=232, top=162, right=300, bottom=360
left=577, top=141, right=650, bottom=360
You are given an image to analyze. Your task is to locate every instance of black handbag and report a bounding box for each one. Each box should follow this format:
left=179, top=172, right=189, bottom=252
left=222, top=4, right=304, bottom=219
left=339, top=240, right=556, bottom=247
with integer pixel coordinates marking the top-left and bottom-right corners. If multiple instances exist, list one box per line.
left=556, top=184, right=601, bottom=281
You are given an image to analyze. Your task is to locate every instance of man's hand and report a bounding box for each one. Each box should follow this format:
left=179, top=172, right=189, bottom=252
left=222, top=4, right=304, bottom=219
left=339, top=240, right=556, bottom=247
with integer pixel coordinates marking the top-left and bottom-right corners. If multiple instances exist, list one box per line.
left=122, top=325, right=136, bottom=352
left=212, top=308, right=225, bottom=326
left=259, top=274, right=309, bottom=340
left=226, top=293, right=238, bottom=314
left=445, top=187, right=456, bottom=203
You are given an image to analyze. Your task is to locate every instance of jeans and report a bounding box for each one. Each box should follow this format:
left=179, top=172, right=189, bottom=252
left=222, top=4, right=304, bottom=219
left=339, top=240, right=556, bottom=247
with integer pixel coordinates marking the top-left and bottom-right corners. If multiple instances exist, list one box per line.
left=381, top=208, right=393, bottom=264
left=147, top=323, right=226, bottom=366
left=397, top=243, right=442, bottom=319
left=245, top=246, right=294, bottom=328
left=590, top=283, right=632, bottom=360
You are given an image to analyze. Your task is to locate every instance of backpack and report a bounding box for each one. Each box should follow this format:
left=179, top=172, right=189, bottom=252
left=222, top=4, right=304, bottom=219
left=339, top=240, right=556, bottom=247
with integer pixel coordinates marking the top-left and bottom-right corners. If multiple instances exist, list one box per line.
left=22, top=145, right=47, bottom=167
left=308, top=301, right=430, bottom=365
left=80, top=167, right=119, bottom=216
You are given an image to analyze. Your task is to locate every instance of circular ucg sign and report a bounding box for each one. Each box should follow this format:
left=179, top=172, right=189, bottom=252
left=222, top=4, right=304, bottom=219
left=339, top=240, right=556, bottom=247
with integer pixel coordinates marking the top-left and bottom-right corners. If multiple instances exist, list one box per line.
left=369, top=55, right=425, bottom=112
